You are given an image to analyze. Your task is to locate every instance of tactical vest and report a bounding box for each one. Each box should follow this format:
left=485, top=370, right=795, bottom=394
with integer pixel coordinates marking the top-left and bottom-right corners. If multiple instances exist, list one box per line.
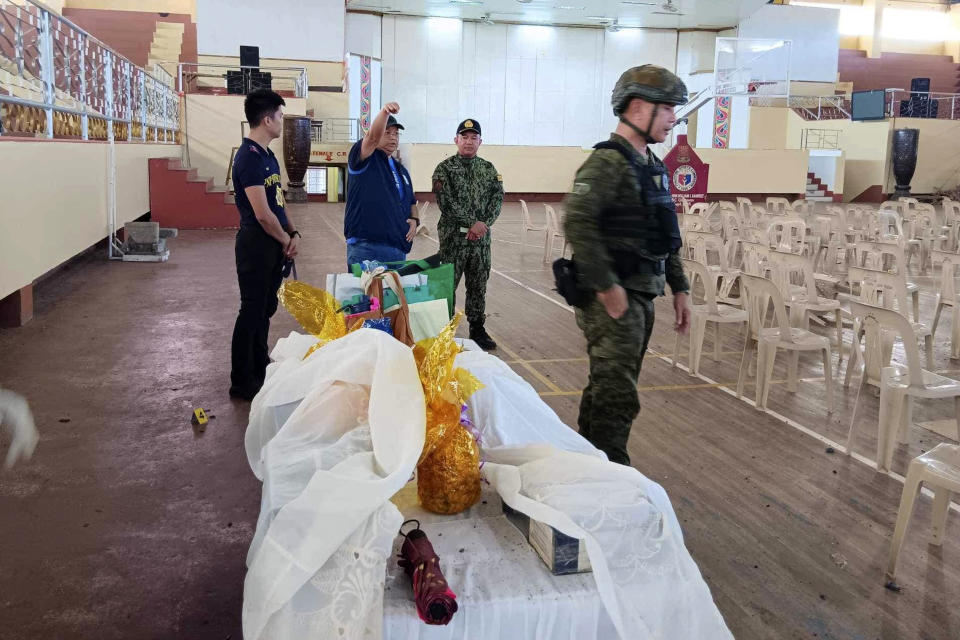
left=592, top=140, right=683, bottom=276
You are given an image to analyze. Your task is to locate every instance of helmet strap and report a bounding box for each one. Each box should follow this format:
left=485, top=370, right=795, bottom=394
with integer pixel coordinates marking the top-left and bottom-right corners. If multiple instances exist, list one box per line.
left=618, top=102, right=660, bottom=145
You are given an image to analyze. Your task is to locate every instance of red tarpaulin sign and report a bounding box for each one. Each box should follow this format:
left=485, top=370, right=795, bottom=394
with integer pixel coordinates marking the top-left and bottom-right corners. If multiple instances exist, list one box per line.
left=663, top=134, right=710, bottom=210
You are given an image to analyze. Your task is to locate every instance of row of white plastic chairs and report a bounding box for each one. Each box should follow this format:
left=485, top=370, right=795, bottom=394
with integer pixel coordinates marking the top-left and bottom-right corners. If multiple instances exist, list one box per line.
left=674, top=244, right=960, bottom=419
left=681, top=196, right=960, bottom=277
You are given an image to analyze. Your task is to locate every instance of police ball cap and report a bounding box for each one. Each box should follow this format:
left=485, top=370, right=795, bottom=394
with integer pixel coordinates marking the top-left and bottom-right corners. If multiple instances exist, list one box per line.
left=611, top=65, right=689, bottom=115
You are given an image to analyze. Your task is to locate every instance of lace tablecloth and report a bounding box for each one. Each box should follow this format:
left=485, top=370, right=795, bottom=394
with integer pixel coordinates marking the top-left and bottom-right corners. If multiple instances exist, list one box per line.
left=383, top=482, right=618, bottom=640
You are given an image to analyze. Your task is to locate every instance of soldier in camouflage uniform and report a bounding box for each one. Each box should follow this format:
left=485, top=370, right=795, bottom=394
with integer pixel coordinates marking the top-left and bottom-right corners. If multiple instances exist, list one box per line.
left=562, top=65, right=692, bottom=465
left=432, top=119, right=504, bottom=351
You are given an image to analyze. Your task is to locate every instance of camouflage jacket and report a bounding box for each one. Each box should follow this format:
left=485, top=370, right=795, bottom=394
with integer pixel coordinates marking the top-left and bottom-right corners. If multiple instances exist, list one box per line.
left=432, top=155, right=504, bottom=246
left=562, top=133, right=689, bottom=297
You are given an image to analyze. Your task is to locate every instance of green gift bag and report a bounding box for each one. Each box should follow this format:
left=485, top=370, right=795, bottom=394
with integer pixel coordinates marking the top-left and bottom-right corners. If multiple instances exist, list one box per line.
left=350, top=255, right=455, bottom=318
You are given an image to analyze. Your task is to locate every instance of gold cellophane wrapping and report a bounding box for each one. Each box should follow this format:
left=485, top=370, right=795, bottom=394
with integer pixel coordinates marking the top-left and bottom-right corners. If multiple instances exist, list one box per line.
left=278, top=284, right=485, bottom=514
left=277, top=281, right=349, bottom=359
left=414, top=313, right=485, bottom=515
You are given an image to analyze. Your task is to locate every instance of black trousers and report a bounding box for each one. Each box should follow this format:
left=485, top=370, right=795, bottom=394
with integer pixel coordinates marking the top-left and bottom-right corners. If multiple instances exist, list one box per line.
left=230, top=226, right=284, bottom=394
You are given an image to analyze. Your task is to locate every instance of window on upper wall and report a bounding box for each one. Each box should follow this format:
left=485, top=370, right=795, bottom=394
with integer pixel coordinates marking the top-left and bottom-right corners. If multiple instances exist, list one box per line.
left=306, top=167, right=327, bottom=195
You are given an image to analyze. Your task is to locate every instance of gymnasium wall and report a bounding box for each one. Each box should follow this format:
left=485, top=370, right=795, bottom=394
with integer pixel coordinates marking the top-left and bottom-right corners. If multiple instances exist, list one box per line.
left=0, top=141, right=180, bottom=300
left=380, top=16, right=678, bottom=147
left=885, top=117, right=960, bottom=195
left=183, top=95, right=308, bottom=192
left=391, top=143, right=810, bottom=198
left=784, top=110, right=891, bottom=202
left=196, top=0, right=344, bottom=62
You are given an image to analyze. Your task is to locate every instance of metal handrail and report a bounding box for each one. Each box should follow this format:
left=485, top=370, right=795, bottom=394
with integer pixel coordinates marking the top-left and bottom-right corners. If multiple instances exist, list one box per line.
left=24, top=0, right=172, bottom=86
left=885, top=88, right=960, bottom=119
left=176, top=62, right=308, bottom=99
left=310, top=117, right=359, bottom=143
left=0, top=0, right=180, bottom=140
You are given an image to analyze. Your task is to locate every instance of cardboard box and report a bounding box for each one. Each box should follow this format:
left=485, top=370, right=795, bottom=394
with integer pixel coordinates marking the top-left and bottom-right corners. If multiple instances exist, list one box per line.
left=502, top=500, right=592, bottom=575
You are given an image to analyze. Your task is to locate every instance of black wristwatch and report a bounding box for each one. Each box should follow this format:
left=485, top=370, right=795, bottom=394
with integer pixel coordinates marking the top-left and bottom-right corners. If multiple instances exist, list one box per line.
left=407, top=217, right=421, bottom=227
left=288, top=229, right=301, bottom=239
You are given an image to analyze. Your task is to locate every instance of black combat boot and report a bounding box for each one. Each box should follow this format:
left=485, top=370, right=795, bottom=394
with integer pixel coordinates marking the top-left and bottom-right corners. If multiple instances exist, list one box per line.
left=469, top=322, right=497, bottom=351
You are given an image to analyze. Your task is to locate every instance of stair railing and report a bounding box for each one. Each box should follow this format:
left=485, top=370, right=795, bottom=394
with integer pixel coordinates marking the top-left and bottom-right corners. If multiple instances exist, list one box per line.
left=0, top=0, right=181, bottom=142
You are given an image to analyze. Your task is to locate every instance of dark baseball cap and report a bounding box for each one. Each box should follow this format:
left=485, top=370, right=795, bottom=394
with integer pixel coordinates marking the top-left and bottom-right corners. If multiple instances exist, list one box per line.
left=386, top=115, right=404, bottom=130
left=457, top=119, right=481, bottom=135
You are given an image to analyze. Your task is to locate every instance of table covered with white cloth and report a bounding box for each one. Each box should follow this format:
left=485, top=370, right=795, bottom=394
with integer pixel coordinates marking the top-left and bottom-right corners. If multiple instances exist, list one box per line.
left=242, top=329, right=732, bottom=640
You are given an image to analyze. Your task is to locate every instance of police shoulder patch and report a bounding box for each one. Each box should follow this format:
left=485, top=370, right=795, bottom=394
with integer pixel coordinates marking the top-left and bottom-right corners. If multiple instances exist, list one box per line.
left=572, top=182, right=591, bottom=195
left=496, top=173, right=503, bottom=182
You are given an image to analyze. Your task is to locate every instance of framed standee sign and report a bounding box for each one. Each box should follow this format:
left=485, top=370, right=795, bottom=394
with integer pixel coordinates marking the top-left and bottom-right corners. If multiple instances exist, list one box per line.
left=663, top=134, right=709, bottom=208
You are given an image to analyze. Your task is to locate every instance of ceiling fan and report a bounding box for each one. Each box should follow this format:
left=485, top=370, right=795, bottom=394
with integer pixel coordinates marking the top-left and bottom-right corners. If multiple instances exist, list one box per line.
left=652, top=0, right=686, bottom=15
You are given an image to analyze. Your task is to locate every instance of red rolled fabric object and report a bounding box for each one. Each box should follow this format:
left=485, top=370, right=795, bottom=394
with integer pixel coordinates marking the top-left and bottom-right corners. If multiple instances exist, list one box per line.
left=397, top=524, right=458, bottom=625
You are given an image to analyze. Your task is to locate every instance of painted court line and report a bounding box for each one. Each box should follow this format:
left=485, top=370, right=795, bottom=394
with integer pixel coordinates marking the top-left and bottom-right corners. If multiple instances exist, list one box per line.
left=395, top=212, right=945, bottom=502
left=489, top=332, right=564, bottom=394
left=484, top=250, right=946, bottom=499
left=538, top=376, right=827, bottom=397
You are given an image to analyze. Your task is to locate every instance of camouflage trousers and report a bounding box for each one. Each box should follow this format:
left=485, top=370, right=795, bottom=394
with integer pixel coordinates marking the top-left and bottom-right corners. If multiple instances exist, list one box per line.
left=439, top=238, right=491, bottom=325
left=575, top=290, right=656, bottom=466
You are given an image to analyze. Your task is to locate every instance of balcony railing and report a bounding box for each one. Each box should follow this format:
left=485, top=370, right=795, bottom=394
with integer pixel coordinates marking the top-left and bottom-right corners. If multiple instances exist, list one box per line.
left=176, top=62, right=307, bottom=99
left=885, top=89, right=960, bottom=120
left=753, top=90, right=960, bottom=122
left=0, top=0, right=180, bottom=142
left=310, top=117, right=359, bottom=143
left=800, top=128, right=841, bottom=150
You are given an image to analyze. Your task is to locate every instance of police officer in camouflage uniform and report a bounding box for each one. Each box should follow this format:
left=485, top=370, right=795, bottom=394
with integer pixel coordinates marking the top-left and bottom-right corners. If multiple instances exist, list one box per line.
left=562, top=65, right=692, bottom=465
left=432, top=119, right=504, bottom=351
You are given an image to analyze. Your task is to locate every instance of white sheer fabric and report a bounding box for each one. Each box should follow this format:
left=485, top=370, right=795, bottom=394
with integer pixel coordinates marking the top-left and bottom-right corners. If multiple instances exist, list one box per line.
left=454, top=350, right=603, bottom=457
left=244, top=330, right=731, bottom=640
left=243, top=330, right=425, bottom=640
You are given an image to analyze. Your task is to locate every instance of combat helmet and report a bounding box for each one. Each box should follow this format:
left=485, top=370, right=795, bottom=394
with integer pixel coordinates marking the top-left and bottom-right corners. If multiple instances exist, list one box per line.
left=611, top=65, right=688, bottom=115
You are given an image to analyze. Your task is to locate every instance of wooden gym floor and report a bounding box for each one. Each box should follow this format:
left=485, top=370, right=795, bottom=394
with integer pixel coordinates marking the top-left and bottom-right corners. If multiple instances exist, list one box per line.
left=1, top=201, right=958, bottom=639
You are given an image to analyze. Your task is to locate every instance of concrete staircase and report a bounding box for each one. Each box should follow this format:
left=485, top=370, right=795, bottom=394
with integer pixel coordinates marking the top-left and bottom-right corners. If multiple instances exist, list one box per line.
left=805, top=172, right=841, bottom=203
left=148, top=22, right=184, bottom=83
left=149, top=158, right=238, bottom=229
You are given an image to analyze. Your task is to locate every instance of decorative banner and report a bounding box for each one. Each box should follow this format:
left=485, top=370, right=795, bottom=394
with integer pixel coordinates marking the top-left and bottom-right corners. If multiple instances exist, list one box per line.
left=359, top=56, right=372, bottom=136
left=712, top=96, right=731, bottom=149
left=663, top=134, right=710, bottom=209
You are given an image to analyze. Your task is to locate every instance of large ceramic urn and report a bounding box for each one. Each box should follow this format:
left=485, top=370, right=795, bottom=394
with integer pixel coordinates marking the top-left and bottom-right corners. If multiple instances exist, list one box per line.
left=282, top=115, right=312, bottom=203
left=892, top=128, right=920, bottom=198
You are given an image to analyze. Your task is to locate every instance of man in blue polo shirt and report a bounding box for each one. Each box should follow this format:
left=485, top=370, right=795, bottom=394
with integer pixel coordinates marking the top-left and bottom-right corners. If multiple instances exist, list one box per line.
left=229, top=89, right=300, bottom=401
left=344, top=101, right=418, bottom=267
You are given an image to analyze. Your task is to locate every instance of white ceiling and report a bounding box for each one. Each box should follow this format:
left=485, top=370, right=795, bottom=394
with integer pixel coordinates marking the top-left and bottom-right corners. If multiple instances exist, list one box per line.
left=346, top=0, right=769, bottom=30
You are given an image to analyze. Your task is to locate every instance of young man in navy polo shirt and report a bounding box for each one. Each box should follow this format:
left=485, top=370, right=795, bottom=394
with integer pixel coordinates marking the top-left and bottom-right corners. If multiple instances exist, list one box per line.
left=344, top=102, right=419, bottom=267
left=229, top=89, right=300, bottom=400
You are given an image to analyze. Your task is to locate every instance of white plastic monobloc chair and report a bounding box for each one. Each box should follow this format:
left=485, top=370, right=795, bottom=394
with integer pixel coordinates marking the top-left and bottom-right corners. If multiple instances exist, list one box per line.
left=853, top=240, right=921, bottom=323
left=415, top=200, right=432, bottom=237
left=736, top=273, right=835, bottom=413
left=851, top=265, right=934, bottom=369
left=844, top=300, right=960, bottom=473
left=519, top=199, right=547, bottom=252
left=542, top=204, right=567, bottom=264
left=767, top=249, right=844, bottom=368
left=885, top=443, right=960, bottom=585
left=931, top=249, right=960, bottom=359
left=673, top=258, right=748, bottom=375
left=767, top=218, right=807, bottom=255
left=685, top=229, right=740, bottom=305
left=766, top=197, right=794, bottom=216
